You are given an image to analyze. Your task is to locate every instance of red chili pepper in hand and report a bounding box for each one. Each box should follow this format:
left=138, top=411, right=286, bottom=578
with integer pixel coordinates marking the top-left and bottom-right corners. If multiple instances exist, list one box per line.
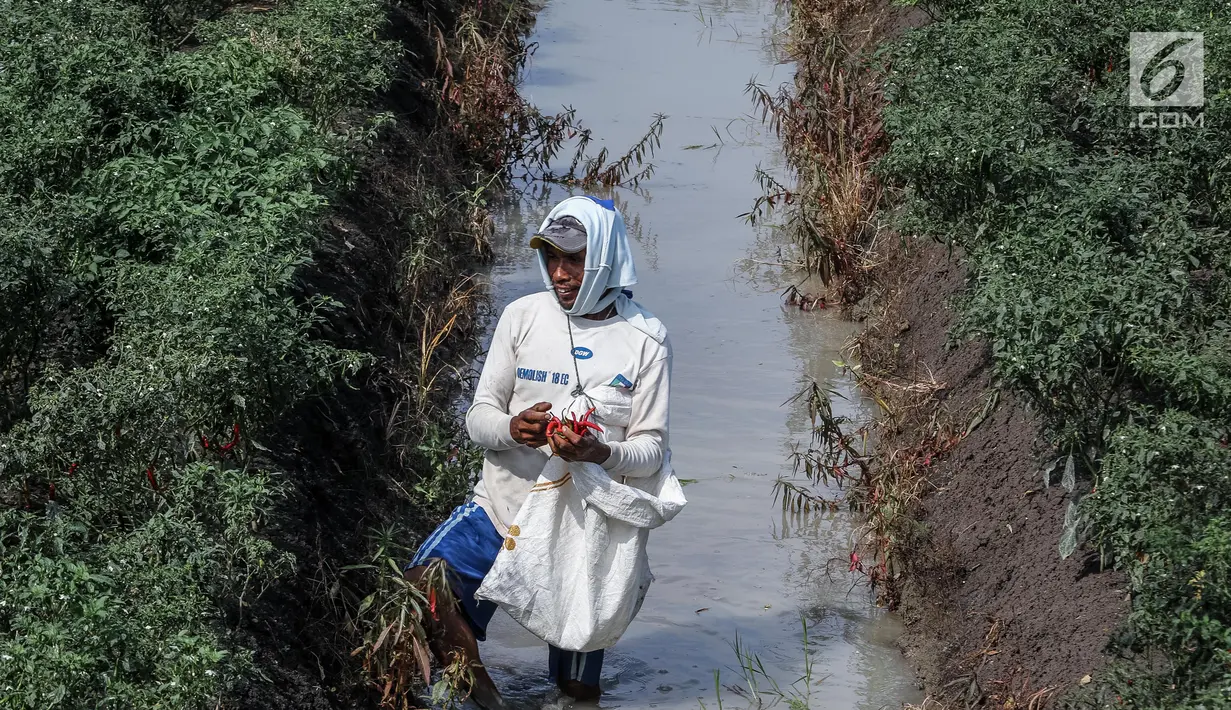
left=546, top=408, right=604, bottom=440
left=572, top=408, right=603, bottom=435
left=428, top=586, right=439, bottom=621
left=573, top=420, right=603, bottom=435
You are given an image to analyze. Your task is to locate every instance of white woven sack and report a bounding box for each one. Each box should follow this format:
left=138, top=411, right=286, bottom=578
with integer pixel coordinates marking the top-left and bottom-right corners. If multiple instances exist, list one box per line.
left=475, top=450, right=686, bottom=652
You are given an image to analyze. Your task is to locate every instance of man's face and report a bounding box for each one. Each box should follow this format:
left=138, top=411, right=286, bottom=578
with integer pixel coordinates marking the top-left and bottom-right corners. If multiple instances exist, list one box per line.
left=544, top=245, right=586, bottom=309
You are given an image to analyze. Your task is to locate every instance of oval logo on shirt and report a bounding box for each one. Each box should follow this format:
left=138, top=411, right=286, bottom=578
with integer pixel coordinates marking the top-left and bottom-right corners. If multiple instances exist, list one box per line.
left=571, top=346, right=594, bottom=359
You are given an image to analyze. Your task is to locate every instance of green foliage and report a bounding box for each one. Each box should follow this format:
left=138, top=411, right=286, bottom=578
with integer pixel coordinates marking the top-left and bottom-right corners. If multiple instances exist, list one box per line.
left=1086, top=413, right=1231, bottom=704
left=0, top=0, right=401, bottom=706
left=198, top=0, right=399, bottom=117
left=412, top=422, right=484, bottom=521
left=878, top=0, right=1231, bottom=704
left=0, top=464, right=289, bottom=708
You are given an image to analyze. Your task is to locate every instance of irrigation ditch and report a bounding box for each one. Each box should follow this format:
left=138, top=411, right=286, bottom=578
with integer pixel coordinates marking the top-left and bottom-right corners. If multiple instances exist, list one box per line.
left=5, top=0, right=1229, bottom=707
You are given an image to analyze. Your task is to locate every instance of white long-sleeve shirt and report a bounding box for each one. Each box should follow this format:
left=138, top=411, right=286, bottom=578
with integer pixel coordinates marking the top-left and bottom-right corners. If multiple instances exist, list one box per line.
left=466, top=291, right=671, bottom=534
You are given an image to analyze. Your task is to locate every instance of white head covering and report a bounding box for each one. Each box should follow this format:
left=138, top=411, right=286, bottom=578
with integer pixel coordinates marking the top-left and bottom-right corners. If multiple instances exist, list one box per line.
left=534, top=196, right=667, bottom=343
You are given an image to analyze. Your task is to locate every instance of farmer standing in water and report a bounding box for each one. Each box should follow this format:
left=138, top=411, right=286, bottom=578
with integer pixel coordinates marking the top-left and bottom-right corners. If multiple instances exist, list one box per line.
left=405, top=195, right=671, bottom=708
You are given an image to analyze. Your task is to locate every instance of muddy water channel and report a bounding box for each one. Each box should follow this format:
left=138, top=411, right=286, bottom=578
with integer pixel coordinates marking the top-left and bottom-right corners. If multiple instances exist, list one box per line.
left=469, top=0, right=920, bottom=707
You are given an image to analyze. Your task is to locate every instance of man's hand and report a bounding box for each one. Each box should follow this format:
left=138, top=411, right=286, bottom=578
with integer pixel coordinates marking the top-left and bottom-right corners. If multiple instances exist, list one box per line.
left=510, top=402, right=553, bottom=447
left=549, top=426, right=611, bottom=465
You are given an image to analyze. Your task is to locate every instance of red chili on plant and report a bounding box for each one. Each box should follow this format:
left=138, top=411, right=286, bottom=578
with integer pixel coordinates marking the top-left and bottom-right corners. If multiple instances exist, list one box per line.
left=202, top=425, right=242, bottom=455
left=220, top=424, right=241, bottom=453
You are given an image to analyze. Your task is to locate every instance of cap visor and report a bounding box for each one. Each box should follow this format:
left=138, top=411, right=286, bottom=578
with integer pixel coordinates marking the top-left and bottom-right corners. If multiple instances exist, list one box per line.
left=529, top=234, right=587, bottom=253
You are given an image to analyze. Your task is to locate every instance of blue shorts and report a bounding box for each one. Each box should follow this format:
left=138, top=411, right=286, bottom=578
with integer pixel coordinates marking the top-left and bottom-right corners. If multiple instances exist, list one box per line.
left=409, top=502, right=604, bottom=687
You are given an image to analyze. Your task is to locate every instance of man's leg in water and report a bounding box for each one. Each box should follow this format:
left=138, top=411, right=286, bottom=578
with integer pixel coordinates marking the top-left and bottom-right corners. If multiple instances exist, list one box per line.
left=404, top=502, right=506, bottom=710
left=548, top=646, right=604, bottom=701
left=404, top=565, right=505, bottom=710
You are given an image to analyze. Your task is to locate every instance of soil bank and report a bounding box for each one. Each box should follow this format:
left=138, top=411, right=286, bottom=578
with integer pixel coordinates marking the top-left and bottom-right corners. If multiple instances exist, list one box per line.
left=857, top=236, right=1130, bottom=707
